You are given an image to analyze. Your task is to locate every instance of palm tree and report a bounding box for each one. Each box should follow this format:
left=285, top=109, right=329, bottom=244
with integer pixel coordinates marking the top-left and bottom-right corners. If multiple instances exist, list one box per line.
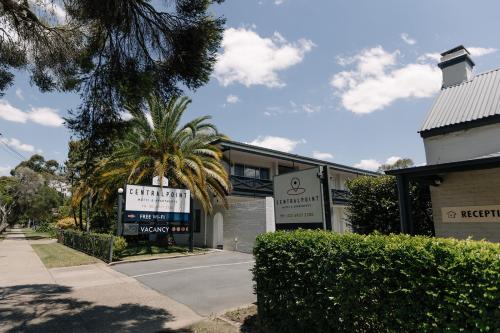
left=96, top=94, right=231, bottom=214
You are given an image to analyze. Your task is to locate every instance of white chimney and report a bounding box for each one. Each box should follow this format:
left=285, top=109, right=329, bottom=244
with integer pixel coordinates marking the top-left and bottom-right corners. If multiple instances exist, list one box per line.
left=438, top=45, right=475, bottom=88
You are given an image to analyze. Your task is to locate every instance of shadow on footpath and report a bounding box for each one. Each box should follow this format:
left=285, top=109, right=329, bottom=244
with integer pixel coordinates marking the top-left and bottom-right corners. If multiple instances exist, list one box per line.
left=0, top=284, right=188, bottom=333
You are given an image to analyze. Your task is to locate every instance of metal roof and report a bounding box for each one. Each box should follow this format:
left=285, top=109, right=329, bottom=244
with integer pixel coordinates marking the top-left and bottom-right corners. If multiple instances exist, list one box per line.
left=217, top=140, right=380, bottom=176
left=385, top=153, right=500, bottom=177
left=420, top=67, right=500, bottom=136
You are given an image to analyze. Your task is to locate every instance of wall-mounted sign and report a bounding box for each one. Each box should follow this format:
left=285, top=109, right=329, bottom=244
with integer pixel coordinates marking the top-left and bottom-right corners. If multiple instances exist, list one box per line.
left=125, top=185, right=190, bottom=213
left=442, top=205, right=500, bottom=223
left=273, top=167, right=324, bottom=225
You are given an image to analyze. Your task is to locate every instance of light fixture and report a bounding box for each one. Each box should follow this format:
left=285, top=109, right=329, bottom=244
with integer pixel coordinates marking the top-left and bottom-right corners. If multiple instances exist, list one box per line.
left=118, top=187, right=124, bottom=194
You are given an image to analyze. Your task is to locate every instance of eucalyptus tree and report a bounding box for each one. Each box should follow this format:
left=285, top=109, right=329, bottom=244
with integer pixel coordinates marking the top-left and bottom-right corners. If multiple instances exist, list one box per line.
left=93, top=94, right=231, bottom=214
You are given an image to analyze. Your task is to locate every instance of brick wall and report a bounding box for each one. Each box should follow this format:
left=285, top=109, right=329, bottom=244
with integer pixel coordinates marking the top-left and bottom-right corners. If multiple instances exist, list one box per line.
left=430, top=167, right=500, bottom=242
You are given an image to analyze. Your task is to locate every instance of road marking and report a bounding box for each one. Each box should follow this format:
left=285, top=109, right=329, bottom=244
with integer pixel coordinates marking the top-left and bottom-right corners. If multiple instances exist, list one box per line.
left=130, top=261, right=255, bottom=278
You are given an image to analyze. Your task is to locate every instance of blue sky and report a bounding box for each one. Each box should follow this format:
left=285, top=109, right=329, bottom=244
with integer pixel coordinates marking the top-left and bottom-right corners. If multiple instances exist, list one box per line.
left=2, top=0, right=500, bottom=175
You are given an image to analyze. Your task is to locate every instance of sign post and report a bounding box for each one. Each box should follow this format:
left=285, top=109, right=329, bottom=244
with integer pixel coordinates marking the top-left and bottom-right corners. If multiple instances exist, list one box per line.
left=117, top=187, right=124, bottom=236
left=273, top=167, right=325, bottom=230
left=189, top=197, right=194, bottom=252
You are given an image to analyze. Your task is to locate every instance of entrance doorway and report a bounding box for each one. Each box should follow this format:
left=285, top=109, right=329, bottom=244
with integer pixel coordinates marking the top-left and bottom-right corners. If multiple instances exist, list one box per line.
left=213, top=212, right=224, bottom=249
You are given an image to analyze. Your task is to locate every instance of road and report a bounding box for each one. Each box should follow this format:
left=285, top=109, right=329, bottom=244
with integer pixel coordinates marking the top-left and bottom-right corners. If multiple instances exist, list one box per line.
left=112, top=251, right=256, bottom=316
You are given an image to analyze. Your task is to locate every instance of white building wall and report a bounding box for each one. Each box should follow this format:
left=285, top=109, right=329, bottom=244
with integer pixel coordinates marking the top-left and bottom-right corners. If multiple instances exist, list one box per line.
left=424, top=122, right=500, bottom=164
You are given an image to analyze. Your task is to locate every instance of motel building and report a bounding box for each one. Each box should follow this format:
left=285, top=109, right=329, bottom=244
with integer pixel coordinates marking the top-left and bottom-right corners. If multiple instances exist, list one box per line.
left=174, top=140, right=376, bottom=253
left=387, top=46, right=500, bottom=242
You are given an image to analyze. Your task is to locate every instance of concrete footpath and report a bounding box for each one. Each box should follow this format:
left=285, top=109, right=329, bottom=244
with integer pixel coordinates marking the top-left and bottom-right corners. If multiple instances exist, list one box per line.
left=0, top=228, right=202, bottom=332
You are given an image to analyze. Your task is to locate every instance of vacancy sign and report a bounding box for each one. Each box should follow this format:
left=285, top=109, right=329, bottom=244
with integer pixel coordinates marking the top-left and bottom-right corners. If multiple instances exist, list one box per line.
left=273, top=167, right=324, bottom=225
left=125, top=185, right=190, bottom=213
left=442, top=205, right=500, bottom=223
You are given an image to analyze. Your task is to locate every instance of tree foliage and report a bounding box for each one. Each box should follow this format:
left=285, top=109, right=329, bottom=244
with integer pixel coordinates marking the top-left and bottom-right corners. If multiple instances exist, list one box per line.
left=1, top=0, right=225, bottom=147
left=94, top=94, right=231, bottom=214
left=347, top=175, right=434, bottom=235
left=347, top=158, right=433, bottom=235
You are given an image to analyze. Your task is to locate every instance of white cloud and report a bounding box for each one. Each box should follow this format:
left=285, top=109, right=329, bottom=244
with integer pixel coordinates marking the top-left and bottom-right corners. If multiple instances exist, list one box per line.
left=247, top=136, right=305, bottom=153
left=15, top=88, right=24, bottom=100
left=29, top=0, right=67, bottom=24
left=226, top=94, right=240, bottom=104
left=275, top=0, right=285, bottom=4
left=0, top=137, right=35, bottom=152
left=418, top=47, right=497, bottom=63
left=215, top=27, right=314, bottom=88
left=354, top=159, right=381, bottom=171
left=354, top=156, right=402, bottom=171
left=301, top=104, right=321, bottom=114
left=400, top=33, right=417, bottom=45
left=417, top=52, right=441, bottom=62
left=120, top=111, right=134, bottom=121
left=28, top=107, right=64, bottom=127
left=0, top=166, right=12, bottom=176
left=385, top=156, right=402, bottom=165
left=0, top=100, right=29, bottom=123
left=312, top=151, right=333, bottom=160
left=0, top=100, right=64, bottom=127
left=264, top=101, right=321, bottom=116
left=331, top=46, right=441, bottom=114
left=468, top=47, right=497, bottom=57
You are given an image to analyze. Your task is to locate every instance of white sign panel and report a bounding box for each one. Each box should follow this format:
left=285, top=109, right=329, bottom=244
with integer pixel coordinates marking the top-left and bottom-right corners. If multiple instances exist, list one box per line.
left=273, top=167, right=324, bottom=224
left=125, top=185, right=190, bottom=213
left=442, top=205, right=500, bottom=223
left=152, top=176, right=168, bottom=186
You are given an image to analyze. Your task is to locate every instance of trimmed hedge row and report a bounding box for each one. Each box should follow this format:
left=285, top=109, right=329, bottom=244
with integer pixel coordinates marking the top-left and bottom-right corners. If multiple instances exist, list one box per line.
left=253, top=230, right=500, bottom=333
left=57, top=229, right=115, bottom=262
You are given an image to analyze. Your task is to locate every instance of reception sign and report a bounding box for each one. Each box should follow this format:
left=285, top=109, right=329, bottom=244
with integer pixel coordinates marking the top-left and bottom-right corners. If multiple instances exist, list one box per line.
left=273, top=167, right=324, bottom=225
left=124, top=184, right=191, bottom=234
left=442, top=205, right=500, bottom=223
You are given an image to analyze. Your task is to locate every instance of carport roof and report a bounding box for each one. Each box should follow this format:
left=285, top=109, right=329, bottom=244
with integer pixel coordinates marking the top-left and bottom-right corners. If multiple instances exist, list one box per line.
left=385, top=153, right=500, bottom=178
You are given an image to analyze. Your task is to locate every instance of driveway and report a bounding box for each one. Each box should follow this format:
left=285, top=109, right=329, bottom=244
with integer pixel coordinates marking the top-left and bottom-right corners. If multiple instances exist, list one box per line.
left=112, top=251, right=256, bottom=316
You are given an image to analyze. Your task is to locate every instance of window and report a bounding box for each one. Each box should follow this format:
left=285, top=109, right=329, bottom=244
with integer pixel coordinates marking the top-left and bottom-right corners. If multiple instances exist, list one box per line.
left=194, top=209, right=201, bottom=233
left=233, top=164, right=244, bottom=177
left=260, top=168, right=270, bottom=180
left=231, top=164, right=270, bottom=180
left=244, top=166, right=257, bottom=178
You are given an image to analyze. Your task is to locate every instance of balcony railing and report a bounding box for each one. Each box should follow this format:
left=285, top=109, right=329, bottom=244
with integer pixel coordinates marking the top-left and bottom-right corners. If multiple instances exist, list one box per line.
left=331, top=189, right=351, bottom=205
left=230, top=175, right=273, bottom=197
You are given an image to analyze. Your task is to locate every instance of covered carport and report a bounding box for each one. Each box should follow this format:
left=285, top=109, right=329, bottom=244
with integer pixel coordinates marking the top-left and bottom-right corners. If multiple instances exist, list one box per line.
left=386, top=154, right=500, bottom=241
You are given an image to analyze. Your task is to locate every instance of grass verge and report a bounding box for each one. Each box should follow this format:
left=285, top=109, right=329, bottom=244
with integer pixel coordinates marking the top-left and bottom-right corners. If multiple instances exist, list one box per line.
left=118, top=242, right=207, bottom=261
left=185, top=305, right=261, bottom=333
left=188, top=318, right=240, bottom=333
left=32, top=243, right=101, bottom=268
left=23, top=228, right=54, bottom=240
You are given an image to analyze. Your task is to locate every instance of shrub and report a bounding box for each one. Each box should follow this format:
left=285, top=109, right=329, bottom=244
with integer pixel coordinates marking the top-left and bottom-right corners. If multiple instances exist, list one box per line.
left=57, top=229, right=114, bottom=262
left=254, top=230, right=500, bottom=333
left=56, top=217, right=77, bottom=230
left=347, top=175, right=434, bottom=235
left=112, top=236, right=128, bottom=260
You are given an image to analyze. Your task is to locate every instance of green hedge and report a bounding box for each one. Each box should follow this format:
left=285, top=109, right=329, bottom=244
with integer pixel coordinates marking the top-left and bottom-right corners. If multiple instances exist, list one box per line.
left=253, top=230, right=500, bottom=333
left=57, top=229, right=115, bottom=262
